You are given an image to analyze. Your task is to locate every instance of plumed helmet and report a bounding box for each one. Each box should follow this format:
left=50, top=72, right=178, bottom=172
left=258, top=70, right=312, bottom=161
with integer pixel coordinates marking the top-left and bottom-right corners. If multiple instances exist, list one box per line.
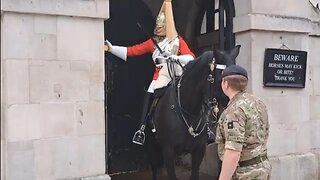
left=156, top=11, right=165, bottom=29
left=155, top=0, right=178, bottom=39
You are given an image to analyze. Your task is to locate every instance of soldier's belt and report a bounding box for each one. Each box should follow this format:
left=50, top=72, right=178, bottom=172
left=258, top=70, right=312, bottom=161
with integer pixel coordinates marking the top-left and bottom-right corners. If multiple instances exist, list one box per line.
left=239, top=155, right=268, bottom=167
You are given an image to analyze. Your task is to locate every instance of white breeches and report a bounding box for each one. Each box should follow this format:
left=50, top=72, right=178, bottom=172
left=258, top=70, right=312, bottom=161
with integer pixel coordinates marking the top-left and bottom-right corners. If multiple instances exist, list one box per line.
left=155, top=63, right=180, bottom=89
left=147, top=63, right=184, bottom=93
left=147, top=80, right=156, bottom=93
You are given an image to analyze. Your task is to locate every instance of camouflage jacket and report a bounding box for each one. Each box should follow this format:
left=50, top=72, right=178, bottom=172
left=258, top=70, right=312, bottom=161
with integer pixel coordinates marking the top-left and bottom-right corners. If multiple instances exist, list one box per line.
left=215, top=91, right=269, bottom=162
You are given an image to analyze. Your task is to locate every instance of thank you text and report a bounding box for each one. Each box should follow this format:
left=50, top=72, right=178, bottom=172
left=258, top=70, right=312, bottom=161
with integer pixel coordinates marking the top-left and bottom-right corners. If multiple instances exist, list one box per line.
left=263, top=48, right=307, bottom=88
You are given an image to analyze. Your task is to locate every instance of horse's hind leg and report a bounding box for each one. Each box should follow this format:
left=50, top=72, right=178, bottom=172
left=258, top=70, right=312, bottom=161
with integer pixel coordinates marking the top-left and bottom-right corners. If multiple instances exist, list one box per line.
left=190, top=144, right=206, bottom=180
left=151, top=166, right=158, bottom=180
left=163, top=146, right=179, bottom=180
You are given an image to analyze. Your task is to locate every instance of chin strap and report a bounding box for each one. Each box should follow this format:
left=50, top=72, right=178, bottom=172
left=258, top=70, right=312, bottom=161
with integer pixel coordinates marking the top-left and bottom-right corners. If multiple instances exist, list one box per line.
left=109, top=45, right=128, bottom=61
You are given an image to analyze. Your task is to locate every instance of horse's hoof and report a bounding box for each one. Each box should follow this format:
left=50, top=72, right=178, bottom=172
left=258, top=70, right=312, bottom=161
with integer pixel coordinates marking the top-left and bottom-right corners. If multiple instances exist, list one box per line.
left=207, top=136, right=215, bottom=145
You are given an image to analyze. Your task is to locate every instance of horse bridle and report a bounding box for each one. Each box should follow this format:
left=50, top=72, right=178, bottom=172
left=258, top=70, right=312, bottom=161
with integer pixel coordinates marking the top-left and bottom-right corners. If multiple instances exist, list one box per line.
left=205, top=60, right=227, bottom=119
left=202, top=59, right=227, bottom=139
left=168, top=57, right=226, bottom=137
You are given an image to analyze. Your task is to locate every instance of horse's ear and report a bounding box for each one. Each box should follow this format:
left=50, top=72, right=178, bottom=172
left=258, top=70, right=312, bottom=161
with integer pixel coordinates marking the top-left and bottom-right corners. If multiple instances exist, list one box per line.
left=229, top=45, right=241, bottom=59
left=214, top=49, right=224, bottom=61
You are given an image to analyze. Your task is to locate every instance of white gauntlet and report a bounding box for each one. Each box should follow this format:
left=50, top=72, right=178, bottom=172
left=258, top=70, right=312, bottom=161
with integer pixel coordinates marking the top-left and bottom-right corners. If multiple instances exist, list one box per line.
left=104, top=40, right=128, bottom=61
left=169, top=54, right=194, bottom=65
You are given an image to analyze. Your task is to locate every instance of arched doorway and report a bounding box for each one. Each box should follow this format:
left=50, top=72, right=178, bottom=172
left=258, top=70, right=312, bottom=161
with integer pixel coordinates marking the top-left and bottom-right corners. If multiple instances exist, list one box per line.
left=104, top=0, right=235, bottom=176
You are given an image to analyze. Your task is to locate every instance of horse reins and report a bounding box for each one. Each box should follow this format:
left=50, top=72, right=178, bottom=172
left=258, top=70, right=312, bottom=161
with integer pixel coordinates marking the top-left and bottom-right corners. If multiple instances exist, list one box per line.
left=167, top=57, right=226, bottom=138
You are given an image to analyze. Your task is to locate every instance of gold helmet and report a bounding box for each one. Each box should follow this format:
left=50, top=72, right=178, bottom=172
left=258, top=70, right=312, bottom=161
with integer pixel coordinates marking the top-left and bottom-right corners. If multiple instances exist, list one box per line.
left=154, top=0, right=178, bottom=39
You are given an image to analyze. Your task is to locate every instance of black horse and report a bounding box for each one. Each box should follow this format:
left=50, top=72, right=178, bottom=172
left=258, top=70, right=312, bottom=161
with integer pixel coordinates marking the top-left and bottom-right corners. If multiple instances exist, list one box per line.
left=148, top=45, right=240, bottom=180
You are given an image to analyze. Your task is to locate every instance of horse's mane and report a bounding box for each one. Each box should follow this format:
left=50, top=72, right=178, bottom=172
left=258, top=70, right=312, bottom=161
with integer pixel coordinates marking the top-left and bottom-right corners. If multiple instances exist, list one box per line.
left=182, top=51, right=214, bottom=76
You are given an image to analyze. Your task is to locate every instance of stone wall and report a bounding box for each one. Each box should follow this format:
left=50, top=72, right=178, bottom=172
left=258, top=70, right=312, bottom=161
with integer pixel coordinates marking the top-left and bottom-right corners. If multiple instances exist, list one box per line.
left=234, top=0, right=320, bottom=179
left=1, top=0, right=109, bottom=179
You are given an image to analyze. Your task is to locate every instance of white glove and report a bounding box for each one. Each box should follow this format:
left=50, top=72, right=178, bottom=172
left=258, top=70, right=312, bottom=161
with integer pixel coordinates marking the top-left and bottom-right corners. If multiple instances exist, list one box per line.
left=104, top=40, right=113, bottom=52
left=168, top=55, right=179, bottom=62
left=168, top=54, right=194, bottom=65
left=104, top=39, right=127, bottom=61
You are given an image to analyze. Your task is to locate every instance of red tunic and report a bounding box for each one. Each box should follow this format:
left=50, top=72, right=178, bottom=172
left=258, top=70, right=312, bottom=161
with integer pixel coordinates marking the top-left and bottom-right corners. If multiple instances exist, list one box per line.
left=127, top=37, right=195, bottom=80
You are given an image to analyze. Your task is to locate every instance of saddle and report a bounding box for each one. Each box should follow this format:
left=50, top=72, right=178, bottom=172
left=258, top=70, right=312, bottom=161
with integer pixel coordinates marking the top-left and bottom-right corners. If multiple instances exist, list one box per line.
left=154, top=86, right=167, bottom=98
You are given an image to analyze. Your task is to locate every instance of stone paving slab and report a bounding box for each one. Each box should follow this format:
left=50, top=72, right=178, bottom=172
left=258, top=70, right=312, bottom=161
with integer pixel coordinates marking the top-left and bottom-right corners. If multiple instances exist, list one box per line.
left=110, top=166, right=217, bottom=180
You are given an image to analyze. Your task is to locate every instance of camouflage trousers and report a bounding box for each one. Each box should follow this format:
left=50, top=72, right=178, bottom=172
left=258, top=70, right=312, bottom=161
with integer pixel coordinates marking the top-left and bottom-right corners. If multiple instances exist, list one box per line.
left=232, top=160, right=272, bottom=180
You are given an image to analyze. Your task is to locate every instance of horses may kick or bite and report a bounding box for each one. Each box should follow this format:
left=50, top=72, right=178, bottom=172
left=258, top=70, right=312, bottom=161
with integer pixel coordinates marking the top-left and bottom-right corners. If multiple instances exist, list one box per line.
left=148, top=45, right=240, bottom=180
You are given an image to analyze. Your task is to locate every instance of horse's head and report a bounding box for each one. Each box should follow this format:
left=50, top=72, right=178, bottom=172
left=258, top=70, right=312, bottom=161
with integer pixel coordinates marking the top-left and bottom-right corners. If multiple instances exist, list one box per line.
left=213, top=45, right=241, bottom=67
left=180, top=45, right=240, bottom=116
left=210, top=45, right=241, bottom=96
left=185, top=45, right=241, bottom=135
left=158, top=45, right=241, bottom=143
left=204, top=45, right=241, bottom=127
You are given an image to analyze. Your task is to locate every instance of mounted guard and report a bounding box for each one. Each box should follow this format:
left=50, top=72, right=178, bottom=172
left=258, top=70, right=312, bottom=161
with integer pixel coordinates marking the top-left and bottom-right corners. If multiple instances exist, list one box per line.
left=105, top=0, right=216, bottom=146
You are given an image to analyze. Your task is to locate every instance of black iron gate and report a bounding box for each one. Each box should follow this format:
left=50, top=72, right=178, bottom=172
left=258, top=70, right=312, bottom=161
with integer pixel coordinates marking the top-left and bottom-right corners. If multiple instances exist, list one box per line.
left=194, top=0, right=235, bottom=53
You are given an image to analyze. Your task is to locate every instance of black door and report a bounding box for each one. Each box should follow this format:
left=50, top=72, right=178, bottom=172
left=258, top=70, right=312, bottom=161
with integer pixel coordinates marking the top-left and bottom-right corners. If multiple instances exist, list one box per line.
left=104, top=0, right=155, bottom=174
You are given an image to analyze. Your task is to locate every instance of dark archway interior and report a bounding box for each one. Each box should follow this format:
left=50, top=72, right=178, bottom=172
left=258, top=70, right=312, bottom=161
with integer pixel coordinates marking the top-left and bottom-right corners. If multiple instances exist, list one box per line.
left=104, top=0, right=156, bottom=174
left=104, top=0, right=235, bottom=175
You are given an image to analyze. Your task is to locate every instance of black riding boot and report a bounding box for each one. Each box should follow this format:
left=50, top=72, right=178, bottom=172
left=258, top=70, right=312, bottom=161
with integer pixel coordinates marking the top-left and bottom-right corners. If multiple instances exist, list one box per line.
left=132, top=92, right=153, bottom=145
left=148, top=98, right=159, bottom=133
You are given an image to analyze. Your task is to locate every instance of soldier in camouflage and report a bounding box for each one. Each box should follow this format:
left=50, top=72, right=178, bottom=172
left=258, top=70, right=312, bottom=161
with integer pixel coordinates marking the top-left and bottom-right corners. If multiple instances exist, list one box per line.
left=216, top=65, right=271, bottom=180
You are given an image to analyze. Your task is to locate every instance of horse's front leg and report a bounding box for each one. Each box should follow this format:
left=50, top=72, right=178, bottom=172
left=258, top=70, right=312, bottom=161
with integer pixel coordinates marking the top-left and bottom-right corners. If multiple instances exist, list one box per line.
left=151, top=166, right=158, bottom=180
left=163, top=146, right=178, bottom=180
left=190, top=143, right=206, bottom=180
